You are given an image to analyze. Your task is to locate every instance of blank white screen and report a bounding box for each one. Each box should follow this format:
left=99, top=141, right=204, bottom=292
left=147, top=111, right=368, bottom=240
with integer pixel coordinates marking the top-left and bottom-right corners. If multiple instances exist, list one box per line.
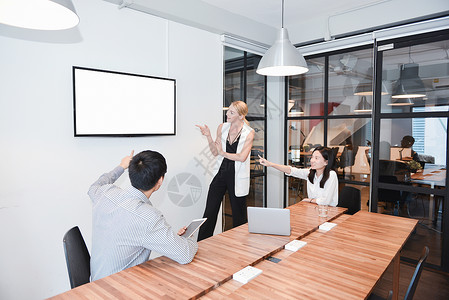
left=74, top=67, right=175, bottom=136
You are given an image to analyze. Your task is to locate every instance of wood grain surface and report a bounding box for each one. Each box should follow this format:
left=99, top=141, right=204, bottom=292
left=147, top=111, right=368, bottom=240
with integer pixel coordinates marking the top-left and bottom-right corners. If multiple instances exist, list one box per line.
left=48, top=202, right=355, bottom=299
left=214, top=211, right=417, bottom=300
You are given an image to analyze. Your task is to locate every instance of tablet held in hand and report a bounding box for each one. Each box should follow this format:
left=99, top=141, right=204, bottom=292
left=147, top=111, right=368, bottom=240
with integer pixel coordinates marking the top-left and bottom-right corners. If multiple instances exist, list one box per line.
left=184, top=218, right=207, bottom=238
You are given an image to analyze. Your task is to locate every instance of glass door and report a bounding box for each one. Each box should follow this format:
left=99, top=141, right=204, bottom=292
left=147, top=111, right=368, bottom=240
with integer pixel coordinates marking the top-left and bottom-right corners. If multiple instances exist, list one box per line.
left=223, top=47, right=267, bottom=231
left=372, top=34, right=449, bottom=270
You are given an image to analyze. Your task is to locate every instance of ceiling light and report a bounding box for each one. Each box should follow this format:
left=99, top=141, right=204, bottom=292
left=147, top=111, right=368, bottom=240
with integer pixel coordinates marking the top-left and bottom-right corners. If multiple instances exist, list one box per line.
left=387, top=97, right=414, bottom=106
left=354, top=68, right=388, bottom=96
left=256, top=0, right=308, bottom=76
left=0, top=0, right=79, bottom=30
left=288, top=100, right=304, bottom=116
left=354, top=96, right=372, bottom=113
left=392, top=63, right=426, bottom=99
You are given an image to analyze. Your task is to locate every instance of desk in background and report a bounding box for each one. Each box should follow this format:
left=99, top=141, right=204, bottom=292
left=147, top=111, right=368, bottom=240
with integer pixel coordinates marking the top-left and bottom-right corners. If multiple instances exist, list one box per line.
left=411, top=164, right=446, bottom=222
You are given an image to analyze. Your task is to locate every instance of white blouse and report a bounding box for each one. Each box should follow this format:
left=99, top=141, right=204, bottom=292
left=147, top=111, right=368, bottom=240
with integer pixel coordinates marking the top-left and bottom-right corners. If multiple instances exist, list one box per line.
left=286, top=167, right=339, bottom=206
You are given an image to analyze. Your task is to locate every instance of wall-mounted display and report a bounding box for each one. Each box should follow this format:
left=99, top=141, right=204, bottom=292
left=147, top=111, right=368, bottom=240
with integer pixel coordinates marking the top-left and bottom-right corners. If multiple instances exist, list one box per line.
left=73, top=66, right=176, bottom=136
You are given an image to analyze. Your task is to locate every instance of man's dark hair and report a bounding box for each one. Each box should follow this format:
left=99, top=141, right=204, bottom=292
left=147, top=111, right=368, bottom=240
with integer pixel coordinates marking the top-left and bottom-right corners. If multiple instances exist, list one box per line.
left=401, top=135, right=415, bottom=148
left=128, top=150, right=167, bottom=191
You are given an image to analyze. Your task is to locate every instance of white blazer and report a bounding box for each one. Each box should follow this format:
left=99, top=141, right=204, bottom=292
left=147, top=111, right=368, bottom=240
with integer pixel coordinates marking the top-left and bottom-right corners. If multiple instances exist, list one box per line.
left=213, top=122, right=253, bottom=197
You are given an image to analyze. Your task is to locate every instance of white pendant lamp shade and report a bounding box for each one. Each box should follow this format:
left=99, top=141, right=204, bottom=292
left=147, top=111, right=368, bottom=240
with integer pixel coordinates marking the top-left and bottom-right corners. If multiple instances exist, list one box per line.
left=0, top=0, right=79, bottom=30
left=257, top=28, right=308, bottom=76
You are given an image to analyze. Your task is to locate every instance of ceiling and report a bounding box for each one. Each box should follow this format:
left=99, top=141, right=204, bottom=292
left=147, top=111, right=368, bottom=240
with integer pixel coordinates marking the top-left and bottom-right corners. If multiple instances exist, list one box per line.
left=106, top=0, right=449, bottom=46
left=200, top=0, right=380, bottom=29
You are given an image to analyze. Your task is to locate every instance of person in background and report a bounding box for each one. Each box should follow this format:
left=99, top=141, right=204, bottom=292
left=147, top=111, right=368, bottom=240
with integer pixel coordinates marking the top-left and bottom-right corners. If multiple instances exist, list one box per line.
left=400, top=135, right=419, bottom=161
left=196, top=101, right=255, bottom=241
left=88, top=150, right=198, bottom=281
left=259, top=146, right=338, bottom=206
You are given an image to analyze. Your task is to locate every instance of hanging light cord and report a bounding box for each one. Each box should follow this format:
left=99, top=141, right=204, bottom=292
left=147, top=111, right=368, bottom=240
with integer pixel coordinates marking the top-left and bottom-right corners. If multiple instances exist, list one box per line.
left=409, top=46, right=415, bottom=63
left=281, top=0, right=284, bottom=28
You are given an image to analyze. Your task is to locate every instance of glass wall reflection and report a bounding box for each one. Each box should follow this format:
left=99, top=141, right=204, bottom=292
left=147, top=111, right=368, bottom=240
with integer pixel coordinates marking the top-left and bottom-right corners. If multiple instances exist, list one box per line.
left=223, top=47, right=266, bottom=230
left=381, top=41, right=449, bottom=113
left=288, top=57, right=325, bottom=117
left=328, top=48, right=374, bottom=116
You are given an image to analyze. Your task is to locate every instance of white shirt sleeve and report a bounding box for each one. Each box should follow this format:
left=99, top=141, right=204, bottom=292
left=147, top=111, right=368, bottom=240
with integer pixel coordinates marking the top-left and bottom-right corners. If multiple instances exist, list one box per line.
left=286, top=167, right=310, bottom=180
left=315, top=170, right=339, bottom=206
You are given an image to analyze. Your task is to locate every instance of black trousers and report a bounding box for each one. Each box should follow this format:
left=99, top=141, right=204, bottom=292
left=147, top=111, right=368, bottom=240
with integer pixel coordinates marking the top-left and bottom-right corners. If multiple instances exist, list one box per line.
left=198, top=168, right=247, bottom=241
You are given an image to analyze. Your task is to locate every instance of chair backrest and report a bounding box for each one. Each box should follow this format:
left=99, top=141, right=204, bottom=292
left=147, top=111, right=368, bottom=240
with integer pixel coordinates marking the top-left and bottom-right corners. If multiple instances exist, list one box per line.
left=339, top=145, right=358, bottom=168
left=379, top=160, right=411, bottom=183
left=404, top=246, right=429, bottom=300
left=338, top=186, right=361, bottom=215
left=63, top=226, right=91, bottom=289
left=331, top=147, right=340, bottom=170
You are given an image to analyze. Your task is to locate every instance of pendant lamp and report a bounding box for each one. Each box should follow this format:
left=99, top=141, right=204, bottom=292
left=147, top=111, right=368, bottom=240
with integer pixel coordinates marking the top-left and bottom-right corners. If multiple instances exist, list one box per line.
left=256, top=0, right=308, bottom=76
left=388, top=97, right=414, bottom=106
left=288, top=100, right=304, bottom=116
left=354, top=67, right=388, bottom=96
left=354, top=96, right=372, bottom=113
left=391, top=63, right=426, bottom=99
left=0, top=0, right=79, bottom=30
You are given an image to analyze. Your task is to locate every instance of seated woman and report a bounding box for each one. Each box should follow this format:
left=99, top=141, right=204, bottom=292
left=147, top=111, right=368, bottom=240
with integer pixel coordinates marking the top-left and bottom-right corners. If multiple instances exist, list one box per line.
left=259, top=146, right=338, bottom=206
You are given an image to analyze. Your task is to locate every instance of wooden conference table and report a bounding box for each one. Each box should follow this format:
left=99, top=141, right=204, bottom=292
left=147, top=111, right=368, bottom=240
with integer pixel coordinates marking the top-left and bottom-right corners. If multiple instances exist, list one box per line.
left=50, top=203, right=417, bottom=300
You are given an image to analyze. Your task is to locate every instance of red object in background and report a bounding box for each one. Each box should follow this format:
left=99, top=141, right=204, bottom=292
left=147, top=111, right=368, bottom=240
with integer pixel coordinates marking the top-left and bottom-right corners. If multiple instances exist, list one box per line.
left=309, top=102, right=339, bottom=128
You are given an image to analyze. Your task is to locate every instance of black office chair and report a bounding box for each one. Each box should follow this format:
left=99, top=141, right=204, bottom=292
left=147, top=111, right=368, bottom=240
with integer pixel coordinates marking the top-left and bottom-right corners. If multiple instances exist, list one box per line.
left=339, top=145, right=358, bottom=179
left=63, top=226, right=91, bottom=289
left=338, top=186, right=361, bottom=215
left=331, top=147, right=340, bottom=170
left=404, top=246, right=429, bottom=300
left=368, top=246, right=429, bottom=300
left=378, top=160, right=411, bottom=216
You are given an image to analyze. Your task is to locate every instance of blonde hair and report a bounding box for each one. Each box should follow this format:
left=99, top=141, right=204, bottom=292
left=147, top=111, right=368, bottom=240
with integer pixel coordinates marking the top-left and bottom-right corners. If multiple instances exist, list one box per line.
left=230, top=101, right=250, bottom=125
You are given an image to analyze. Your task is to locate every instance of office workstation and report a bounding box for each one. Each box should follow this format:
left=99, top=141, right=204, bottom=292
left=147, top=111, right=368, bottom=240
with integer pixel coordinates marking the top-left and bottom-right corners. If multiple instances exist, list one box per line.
left=1, top=1, right=449, bottom=300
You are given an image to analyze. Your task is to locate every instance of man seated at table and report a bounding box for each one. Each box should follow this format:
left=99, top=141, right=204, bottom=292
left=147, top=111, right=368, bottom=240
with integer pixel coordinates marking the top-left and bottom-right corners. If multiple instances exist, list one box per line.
left=400, top=135, right=419, bottom=161
left=88, top=150, right=198, bottom=281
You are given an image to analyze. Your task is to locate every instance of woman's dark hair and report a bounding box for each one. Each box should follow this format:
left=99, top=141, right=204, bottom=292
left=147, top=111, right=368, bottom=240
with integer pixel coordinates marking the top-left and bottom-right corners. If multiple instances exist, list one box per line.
left=308, top=146, right=335, bottom=188
left=128, top=150, right=167, bottom=191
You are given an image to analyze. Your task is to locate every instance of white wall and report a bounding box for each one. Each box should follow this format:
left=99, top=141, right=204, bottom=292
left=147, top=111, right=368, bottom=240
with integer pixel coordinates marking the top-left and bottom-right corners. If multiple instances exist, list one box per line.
left=0, top=1, right=222, bottom=299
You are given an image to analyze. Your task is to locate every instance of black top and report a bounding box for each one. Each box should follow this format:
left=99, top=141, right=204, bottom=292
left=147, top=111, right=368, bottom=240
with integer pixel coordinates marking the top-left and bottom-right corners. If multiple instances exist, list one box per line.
left=219, top=135, right=240, bottom=173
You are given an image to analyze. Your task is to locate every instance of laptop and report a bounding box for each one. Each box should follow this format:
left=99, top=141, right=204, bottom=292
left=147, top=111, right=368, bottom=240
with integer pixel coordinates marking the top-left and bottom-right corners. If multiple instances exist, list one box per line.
left=247, top=207, right=291, bottom=236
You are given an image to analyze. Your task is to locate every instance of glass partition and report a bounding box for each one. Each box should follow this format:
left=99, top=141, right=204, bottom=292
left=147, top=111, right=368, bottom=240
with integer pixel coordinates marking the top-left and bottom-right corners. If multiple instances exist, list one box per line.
left=328, top=118, right=372, bottom=181
left=328, top=48, right=374, bottom=116
left=223, top=47, right=266, bottom=231
left=381, top=41, right=449, bottom=113
left=246, top=57, right=265, bottom=118
left=288, top=57, right=325, bottom=117
left=377, top=116, right=447, bottom=267
left=286, top=119, right=324, bottom=206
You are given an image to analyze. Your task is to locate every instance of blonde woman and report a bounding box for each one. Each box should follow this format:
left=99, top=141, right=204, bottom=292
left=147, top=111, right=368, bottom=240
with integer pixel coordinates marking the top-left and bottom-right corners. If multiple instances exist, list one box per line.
left=196, top=101, right=255, bottom=241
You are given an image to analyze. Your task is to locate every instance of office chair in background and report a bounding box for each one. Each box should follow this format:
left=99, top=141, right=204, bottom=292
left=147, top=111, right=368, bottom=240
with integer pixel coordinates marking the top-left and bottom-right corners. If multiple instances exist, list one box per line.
left=338, top=186, right=361, bottom=215
left=339, top=145, right=358, bottom=179
left=63, top=226, right=91, bottom=289
left=378, top=160, right=411, bottom=216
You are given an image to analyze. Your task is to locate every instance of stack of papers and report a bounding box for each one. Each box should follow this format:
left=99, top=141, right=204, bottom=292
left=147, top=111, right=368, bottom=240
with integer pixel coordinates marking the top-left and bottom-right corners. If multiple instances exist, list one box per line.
left=285, top=240, right=307, bottom=252
left=233, top=266, right=263, bottom=284
left=319, top=222, right=337, bottom=231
